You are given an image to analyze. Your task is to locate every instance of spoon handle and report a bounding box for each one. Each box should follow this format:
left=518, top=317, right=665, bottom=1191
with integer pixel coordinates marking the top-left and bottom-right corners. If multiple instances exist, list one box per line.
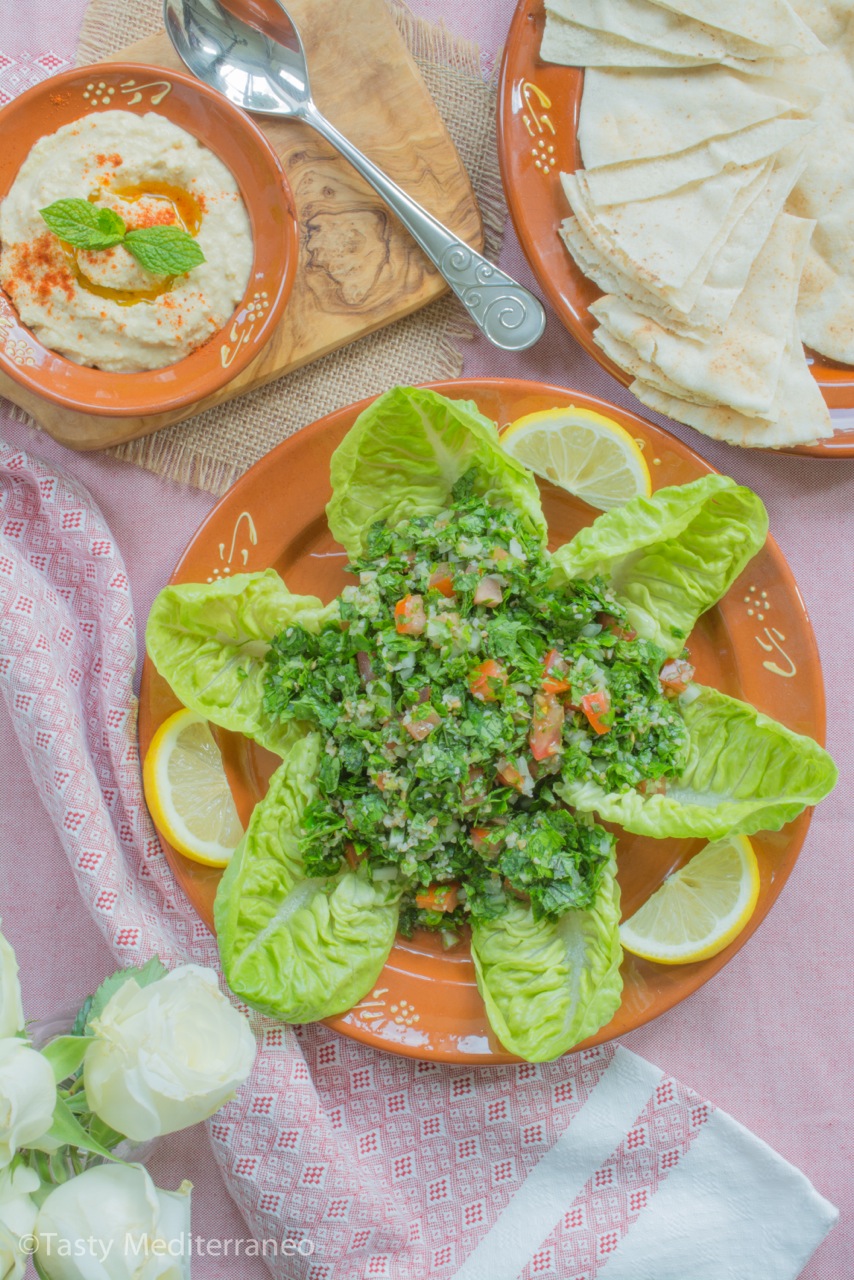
left=302, top=102, right=546, bottom=352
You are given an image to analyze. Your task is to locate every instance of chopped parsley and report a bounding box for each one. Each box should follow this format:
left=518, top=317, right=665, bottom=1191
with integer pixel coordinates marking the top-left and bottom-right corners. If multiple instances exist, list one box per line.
left=263, top=472, right=690, bottom=941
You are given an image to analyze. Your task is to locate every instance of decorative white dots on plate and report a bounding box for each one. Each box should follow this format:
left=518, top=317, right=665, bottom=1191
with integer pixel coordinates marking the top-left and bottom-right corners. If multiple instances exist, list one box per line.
left=743, top=587, right=771, bottom=622
left=531, top=136, right=554, bottom=175
left=83, top=81, right=116, bottom=107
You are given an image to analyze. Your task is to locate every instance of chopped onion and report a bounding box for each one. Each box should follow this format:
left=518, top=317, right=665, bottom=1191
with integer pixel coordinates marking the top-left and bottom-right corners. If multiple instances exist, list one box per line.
left=371, top=865, right=399, bottom=881
left=679, top=683, right=702, bottom=706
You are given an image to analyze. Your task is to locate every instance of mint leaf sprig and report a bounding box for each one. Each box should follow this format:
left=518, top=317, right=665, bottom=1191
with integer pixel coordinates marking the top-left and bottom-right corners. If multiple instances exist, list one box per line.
left=40, top=197, right=205, bottom=275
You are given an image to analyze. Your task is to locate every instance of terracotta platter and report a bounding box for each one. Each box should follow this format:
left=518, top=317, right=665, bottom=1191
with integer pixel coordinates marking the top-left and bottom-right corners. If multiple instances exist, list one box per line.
left=496, top=0, right=854, bottom=458
left=138, top=379, right=826, bottom=1062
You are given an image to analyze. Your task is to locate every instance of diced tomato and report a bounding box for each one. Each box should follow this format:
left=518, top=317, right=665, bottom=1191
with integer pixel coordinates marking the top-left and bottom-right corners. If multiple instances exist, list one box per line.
left=543, top=648, right=567, bottom=674
left=471, top=826, right=504, bottom=858
left=581, top=689, right=612, bottom=735
left=659, top=658, right=695, bottom=697
left=496, top=756, right=525, bottom=791
left=344, top=842, right=365, bottom=870
left=598, top=612, right=637, bottom=641
left=528, top=691, right=565, bottom=760
left=542, top=648, right=571, bottom=695
left=638, top=777, right=667, bottom=796
left=394, top=593, right=426, bottom=635
left=469, top=659, right=508, bottom=702
left=473, top=574, right=504, bottom=607
left=428, top=563, right=455, bottom=598
left=503, top=878, right=531, bottom=904
left=471, top=826, right=490, bottom=850
left=415, top=882, right=459, bottom=913
left=356, top=651, right=375, bottom=684
left=402, top=709, right=442, bottom=741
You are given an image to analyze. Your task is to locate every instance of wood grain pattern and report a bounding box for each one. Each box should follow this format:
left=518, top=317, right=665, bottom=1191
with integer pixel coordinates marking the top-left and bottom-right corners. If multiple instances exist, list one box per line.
left=0, top=0, right=483, bottom=450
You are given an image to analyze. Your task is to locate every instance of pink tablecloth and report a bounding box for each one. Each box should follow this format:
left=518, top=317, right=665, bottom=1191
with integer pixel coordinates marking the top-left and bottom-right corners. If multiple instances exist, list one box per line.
left=1, top=2, right=852, bottom=1276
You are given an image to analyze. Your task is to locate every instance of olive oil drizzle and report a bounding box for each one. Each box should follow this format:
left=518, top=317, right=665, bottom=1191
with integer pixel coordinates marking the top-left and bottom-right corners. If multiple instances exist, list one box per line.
left=67, top=183, right=203, bottom=306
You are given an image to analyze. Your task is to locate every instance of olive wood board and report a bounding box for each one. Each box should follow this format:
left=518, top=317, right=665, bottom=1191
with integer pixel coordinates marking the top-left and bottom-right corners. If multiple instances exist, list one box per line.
left=0, top=0, right=483, bottom=450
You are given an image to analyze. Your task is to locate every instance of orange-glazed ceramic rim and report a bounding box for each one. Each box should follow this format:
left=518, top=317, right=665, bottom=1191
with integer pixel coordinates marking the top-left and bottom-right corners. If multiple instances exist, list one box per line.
left=138, top=378, right=827, bottom=1063
left=496, top=0, right=854, bottom=458
left=0, top=63, right=298, bottom=416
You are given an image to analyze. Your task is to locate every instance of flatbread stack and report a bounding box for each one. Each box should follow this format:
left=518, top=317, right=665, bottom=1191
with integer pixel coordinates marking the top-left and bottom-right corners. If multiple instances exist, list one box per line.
left=540, top=0, right=854, bottom=448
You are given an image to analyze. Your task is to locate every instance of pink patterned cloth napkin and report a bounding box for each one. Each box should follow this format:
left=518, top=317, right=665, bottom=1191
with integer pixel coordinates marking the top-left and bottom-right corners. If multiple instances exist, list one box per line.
left=0, top=440, right=838, bottom=1278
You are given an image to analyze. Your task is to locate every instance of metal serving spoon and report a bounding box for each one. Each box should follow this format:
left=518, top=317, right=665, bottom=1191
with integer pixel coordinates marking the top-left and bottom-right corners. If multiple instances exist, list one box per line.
left=163, top=0, right=547, bottom=351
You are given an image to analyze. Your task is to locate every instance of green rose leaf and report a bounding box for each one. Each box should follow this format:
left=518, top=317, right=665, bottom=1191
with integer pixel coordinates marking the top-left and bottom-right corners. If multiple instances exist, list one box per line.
left=71, top=996, right=94, bottom=1038
left=41, top=1035, right=91, bottom=1084
left=76, top=956, right=170, bottom=1035
left=41, top=1095, right=118, bottom=1162
left=40, top=198, right=126, bottom=250
left=88, top=956, right=170, bottom=1018
left=124, top=225, right=206, bottom=275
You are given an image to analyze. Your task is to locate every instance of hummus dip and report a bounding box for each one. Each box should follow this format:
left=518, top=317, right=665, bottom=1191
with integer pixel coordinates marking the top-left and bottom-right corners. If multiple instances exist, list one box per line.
left=0, top=111, right=253, bottom=372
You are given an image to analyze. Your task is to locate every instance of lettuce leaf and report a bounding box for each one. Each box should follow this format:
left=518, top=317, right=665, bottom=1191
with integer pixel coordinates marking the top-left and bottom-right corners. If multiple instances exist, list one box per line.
left=326, top=385, right=547, bottom=556
left=215, top=734, right=400, bottom=1020
left=559, top=684, right=837, bottom=838
left=550, top=475, right=768, bottom=656
left=470, top=855, right=622, bottom=1061
left=146, top=570, right=337, bottom=757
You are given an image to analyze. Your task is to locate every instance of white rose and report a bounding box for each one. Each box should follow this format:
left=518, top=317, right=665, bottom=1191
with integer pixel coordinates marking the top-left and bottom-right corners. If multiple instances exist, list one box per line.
left=0, top=925, right=23, bottom=1040
left=85, top=965, right=256, bottom=1142
left=34, top=1164, right=191, bottom=1280
left=0, top=1040, right=56, bottom=1168
left=0, top=1164, right=39, bottom=1280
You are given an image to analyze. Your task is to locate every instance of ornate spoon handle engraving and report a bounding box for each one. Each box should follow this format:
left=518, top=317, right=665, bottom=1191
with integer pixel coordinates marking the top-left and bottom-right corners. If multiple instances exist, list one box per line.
left=304, top=103, right=546, bottom=352
left=438, top=245, right=546, bottom=350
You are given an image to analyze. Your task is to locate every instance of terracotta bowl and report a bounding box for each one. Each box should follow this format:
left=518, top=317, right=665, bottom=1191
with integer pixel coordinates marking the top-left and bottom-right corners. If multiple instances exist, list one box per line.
left=0, top=63, right=298, bottom=416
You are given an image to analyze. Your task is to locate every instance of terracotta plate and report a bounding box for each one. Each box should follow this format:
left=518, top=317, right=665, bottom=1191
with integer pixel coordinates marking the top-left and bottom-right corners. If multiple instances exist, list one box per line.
left=138, top=378, right=826, bottom=1062
left=0, top=63, right=299, bottom=416
left=496, top=0, right=854, bottom=458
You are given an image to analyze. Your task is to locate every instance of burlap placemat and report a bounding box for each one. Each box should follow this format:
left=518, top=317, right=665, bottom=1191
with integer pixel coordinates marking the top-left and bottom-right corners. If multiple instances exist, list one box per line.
left=75, top=0, right=506, bottom=495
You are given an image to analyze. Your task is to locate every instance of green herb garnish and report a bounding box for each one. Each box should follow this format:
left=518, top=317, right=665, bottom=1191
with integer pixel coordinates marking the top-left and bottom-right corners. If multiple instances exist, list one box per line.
left=40, top=197, right=205, bottom=274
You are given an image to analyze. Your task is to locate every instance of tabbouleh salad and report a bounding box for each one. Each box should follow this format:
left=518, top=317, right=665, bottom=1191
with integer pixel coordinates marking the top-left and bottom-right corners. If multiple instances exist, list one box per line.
left=263, top=471, right=693, bottom=945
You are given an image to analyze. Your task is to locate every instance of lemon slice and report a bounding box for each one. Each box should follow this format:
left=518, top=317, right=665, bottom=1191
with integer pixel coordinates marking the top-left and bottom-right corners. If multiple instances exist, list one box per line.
left=500, top=406, right=652, bottom=510
left=143, top=708, right=243, bottom=867
left=619, top=834, right=760, bottom=964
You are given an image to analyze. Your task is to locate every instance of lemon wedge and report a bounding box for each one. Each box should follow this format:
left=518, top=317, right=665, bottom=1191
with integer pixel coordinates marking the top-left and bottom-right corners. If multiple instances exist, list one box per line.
left=143, top=708, right=243, bottom=867
left=619, top=834, right=760, bottom=965
left=500, top=406, right=652, bottom=510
